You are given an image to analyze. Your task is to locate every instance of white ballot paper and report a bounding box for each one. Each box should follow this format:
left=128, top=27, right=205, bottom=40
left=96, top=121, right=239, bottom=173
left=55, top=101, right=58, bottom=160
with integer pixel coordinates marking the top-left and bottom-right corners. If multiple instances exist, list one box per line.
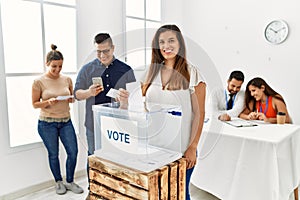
left=56, top=95, right=74, bottom=100
left=225, top=118, right=258, bottom=127
left=126, top=82, right=144, bottom=108
left=106, top=88, right=119, bottom=98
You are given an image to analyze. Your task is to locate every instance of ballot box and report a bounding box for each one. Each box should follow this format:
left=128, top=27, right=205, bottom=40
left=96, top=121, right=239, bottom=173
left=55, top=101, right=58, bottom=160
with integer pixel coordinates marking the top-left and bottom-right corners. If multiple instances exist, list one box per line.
left=92, top=102, right=183, bottom=173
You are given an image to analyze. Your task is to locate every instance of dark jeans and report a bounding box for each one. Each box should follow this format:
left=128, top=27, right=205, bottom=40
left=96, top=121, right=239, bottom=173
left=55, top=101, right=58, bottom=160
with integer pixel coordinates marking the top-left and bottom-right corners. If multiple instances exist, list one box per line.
left=86, top=128, right=95, bottom=156
left=186, top=166, right=195, bottom=200
left=86, top=128, right=95, bottom=189
left=38, top=119, right=78, bottom=183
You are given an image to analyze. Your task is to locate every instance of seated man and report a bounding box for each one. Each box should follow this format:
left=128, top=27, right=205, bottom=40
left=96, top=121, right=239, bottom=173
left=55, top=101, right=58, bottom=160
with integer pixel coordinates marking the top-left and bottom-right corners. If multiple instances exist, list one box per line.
left=208, top=70, right=245, bottom=121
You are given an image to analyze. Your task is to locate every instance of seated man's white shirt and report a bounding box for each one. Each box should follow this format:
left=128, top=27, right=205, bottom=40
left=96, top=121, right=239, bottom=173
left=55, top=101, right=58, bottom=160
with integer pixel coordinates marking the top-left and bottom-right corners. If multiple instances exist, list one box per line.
left=208, top=87, right=245, bottom=118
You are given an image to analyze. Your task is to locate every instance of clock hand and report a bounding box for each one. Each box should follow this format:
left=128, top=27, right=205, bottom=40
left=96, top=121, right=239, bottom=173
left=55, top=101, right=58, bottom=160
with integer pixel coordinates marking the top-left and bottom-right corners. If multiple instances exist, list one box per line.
left=269, top=27, right=277, bottom=33
left=276, top=27, right=286, bottom=32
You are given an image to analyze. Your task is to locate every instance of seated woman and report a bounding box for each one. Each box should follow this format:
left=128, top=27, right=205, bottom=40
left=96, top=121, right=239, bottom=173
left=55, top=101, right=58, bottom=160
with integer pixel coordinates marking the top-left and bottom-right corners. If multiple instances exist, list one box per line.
left=239, top=77, right=291, bottom=123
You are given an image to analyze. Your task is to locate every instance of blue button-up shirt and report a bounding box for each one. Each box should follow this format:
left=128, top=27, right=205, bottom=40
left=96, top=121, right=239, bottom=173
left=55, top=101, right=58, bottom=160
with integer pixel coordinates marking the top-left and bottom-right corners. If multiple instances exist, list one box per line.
left=74, top=58, right=136, bottom=131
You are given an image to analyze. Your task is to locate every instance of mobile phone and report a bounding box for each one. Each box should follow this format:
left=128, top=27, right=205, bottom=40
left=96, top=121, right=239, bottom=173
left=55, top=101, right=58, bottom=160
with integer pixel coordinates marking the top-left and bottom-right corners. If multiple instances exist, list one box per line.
left=92, top=77, right=103, bottom=86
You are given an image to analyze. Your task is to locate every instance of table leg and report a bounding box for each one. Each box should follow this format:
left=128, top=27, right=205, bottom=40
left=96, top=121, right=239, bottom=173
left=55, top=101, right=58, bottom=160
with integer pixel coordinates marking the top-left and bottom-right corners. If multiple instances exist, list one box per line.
left=294, top=187, right=298, bottom=200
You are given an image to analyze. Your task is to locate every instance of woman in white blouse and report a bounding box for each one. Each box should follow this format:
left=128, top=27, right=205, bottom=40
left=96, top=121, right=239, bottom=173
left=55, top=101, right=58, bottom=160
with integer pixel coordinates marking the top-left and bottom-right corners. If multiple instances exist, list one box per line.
left=119, top=24, right=206, bottom=200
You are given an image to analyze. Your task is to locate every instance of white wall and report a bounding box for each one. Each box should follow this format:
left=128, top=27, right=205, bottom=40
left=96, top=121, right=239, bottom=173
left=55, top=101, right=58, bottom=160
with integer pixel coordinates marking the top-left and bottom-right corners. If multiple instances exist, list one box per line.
left=181, top=0, right=300, bottom=124
left=76, top=0, right=125, bottom=69
left=179, top=0, right=300, bottom=124
left=162, top=0, right=184, bottom=27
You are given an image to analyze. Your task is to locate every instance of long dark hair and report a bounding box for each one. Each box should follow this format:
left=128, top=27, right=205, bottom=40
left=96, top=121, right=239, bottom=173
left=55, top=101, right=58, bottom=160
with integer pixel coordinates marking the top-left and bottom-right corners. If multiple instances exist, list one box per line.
left=245, top=77, right=285, bottom=111
left=142, top=24, right=190, bottom=96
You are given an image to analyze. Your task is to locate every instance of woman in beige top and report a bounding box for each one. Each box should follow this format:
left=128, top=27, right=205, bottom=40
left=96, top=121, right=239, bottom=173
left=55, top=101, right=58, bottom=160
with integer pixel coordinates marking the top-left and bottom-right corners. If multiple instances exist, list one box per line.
left=32, top=44, right=83, bottom=195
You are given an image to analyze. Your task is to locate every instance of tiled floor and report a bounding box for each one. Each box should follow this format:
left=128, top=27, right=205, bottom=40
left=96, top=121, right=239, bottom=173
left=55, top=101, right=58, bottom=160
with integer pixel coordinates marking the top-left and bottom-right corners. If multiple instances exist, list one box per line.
left=15, top=176, right=89, bottom=200
left=14, top=174, right=220, bottom=200
left=12, top=174, right=297, bottom=200
left=189, top=183, right=220, bottom=200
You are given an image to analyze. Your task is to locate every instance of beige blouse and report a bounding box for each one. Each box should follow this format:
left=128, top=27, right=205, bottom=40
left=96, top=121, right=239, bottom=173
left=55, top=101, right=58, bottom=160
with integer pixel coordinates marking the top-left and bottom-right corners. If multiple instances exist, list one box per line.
left=32, top=74, right=72, bottom=119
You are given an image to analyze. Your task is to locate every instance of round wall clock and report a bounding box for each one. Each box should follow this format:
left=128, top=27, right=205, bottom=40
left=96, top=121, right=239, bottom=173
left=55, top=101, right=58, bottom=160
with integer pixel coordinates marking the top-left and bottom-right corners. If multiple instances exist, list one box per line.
left=264, top=20, right=289, bottom=44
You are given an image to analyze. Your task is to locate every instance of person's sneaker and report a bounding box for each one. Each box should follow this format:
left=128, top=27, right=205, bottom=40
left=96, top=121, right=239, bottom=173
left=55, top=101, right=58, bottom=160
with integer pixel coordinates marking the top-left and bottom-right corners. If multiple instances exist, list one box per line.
left=55, top=181, right=67, bottom=195
left=65, top=182, right=84, bottom=194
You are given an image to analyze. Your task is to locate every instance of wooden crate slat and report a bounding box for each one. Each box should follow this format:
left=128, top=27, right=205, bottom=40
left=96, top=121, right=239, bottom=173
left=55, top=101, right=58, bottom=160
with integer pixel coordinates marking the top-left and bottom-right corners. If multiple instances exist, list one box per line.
left=158, top=166, right=169, bottom=200
left=90, top=182, right=134, bottom=200
left=89, top=193, right=105, bottom=200
left=90, top=169, right=149, bottom=199
left=89, top=193, right=103, bottom=200
left=177, top=158, right=186, bottom=200
left=89, top=155, right=157, bottom=189
left=168, top=162, right=178, bottom=200
left=147, top=170, right=159, bottom=200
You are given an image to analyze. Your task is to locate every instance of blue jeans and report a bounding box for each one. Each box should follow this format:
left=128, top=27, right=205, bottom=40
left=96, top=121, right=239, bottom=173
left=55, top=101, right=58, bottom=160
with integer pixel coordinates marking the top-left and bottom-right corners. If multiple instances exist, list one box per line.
left=186, top=166, right=195, bottom=200
left=86, top=128, right=95, bottom=156
left=38, top=119, right=78, bottom=183
left=86, top=128, right=96, bottom=189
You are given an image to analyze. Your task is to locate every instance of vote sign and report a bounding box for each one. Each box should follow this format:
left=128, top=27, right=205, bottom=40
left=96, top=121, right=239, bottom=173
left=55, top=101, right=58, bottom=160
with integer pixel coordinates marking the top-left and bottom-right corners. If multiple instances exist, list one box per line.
left=100, top=116, right=138, bottom=153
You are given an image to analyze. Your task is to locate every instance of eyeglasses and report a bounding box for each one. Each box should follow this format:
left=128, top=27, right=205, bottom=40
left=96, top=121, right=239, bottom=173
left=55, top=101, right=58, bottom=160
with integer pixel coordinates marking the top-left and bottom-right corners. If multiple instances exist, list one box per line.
left=96, top=48, right=112, bottom=55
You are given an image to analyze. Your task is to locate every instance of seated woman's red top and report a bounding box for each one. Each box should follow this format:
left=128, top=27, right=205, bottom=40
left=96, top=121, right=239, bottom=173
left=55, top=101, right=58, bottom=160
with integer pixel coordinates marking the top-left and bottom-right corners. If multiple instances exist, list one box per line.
left=256, top=96, right=277, bottom=118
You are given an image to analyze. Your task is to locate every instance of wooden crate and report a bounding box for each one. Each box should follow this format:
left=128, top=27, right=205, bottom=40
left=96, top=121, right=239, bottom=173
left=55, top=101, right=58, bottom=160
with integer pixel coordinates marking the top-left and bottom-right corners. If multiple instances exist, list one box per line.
left=88, top=155, right=186, bottom=200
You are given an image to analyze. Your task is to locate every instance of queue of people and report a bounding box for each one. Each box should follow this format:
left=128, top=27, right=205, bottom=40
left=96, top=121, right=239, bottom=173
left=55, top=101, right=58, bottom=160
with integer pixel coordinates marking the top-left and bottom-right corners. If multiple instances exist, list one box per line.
left=32, top=24, right=291, bottom=199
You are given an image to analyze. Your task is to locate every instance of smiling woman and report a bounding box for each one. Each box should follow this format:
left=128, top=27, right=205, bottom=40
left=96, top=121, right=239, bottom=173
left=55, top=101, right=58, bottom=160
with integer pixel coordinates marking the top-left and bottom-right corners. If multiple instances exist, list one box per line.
left=239, top=77, right=292, bottom=124
left=31, top=44, right=84, bottom=195
left=131, top=24, right=206, bottom=200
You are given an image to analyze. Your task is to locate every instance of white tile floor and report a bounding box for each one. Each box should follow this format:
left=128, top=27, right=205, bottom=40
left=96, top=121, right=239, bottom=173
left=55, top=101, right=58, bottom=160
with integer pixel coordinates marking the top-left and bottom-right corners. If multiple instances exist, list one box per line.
left=14, top=175, right=88, bottom=200
left=14, top=174, right=220, bottom=200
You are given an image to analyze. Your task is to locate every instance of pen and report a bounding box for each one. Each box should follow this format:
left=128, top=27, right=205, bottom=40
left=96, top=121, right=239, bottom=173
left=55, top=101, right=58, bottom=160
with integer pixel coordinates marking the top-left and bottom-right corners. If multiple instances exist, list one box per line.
left=168, top=111, right=182, bottom=116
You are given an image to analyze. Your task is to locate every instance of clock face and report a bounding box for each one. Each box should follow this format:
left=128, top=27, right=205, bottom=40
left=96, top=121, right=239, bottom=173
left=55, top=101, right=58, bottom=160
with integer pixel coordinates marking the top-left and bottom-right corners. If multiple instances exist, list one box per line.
left=264, top=20, right=289, bottom=44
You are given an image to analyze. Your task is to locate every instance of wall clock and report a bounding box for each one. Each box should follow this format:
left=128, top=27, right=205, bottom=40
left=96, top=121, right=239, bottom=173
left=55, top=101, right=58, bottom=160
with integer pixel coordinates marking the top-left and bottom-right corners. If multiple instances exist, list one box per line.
left=264, top=20, right=289, bottom=44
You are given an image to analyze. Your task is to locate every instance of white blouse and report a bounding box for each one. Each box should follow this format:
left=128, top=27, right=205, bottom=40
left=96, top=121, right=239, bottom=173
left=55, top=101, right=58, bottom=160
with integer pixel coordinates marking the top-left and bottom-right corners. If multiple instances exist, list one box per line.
left=145, top=65, right=205, bottom=153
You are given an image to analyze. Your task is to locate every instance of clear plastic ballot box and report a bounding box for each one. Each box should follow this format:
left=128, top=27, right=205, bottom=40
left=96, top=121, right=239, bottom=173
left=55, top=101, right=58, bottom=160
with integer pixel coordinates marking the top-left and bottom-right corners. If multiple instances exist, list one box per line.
left=92, top=102, right=183, bottom=172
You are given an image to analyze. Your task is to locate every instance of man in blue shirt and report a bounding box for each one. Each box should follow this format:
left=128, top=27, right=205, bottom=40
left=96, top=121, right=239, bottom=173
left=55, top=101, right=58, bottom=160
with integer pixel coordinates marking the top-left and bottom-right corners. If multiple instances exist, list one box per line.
left=74, top=33, right=136, bottom=177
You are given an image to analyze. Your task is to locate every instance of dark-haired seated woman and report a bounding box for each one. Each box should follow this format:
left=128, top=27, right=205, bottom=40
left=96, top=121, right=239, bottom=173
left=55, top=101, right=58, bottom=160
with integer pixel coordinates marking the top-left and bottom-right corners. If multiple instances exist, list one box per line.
left=239, top=77, right=291, bottom=124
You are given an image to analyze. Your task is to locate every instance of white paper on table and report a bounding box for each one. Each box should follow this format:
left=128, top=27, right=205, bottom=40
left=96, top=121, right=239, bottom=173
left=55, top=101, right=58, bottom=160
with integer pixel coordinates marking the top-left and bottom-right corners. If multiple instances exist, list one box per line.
left=126, top=82, right=144, bottom=108
left=106, top=88, right=119, bottom=98
left=225, top=118, right=258, bottom=127
left=56, top=95, right=74, bottom=100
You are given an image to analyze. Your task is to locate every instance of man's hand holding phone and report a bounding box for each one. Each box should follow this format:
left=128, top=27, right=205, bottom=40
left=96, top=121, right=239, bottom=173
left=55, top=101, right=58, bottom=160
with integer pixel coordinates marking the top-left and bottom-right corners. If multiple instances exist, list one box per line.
left=90, top=77, right=104, bottom=96
left=92, top=77, right=103, bottom=86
